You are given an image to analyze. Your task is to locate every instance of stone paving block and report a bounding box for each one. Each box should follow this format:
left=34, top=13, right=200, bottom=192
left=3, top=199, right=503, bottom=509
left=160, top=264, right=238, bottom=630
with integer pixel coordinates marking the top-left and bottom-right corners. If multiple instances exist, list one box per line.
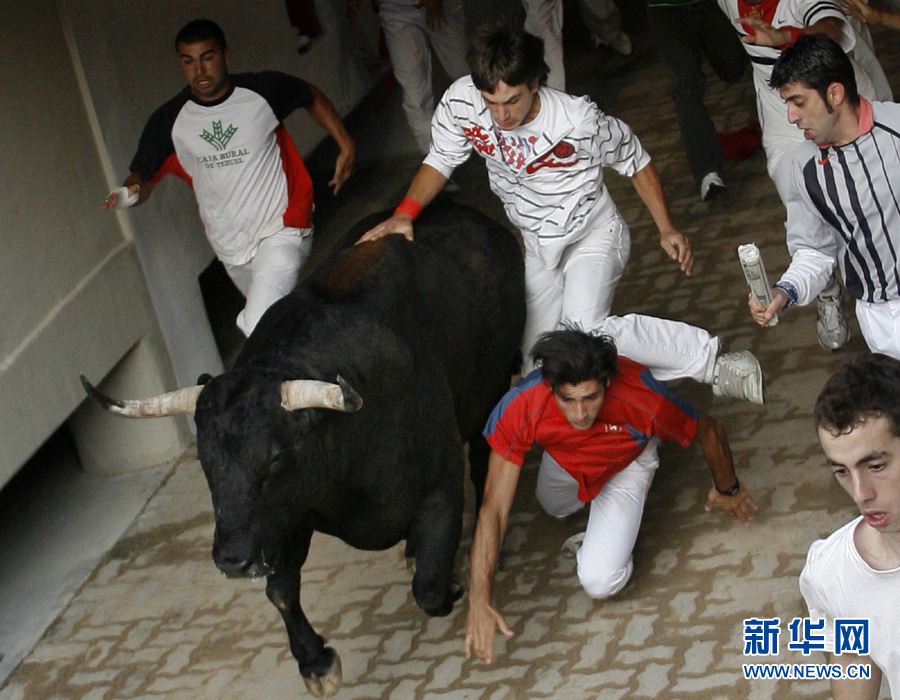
left=615, top=645, right=675, bottom=664
left=428, top=655, right=466, bottom=689
left=421, top=689, right=484, bottom=700
left=633, top=662, right=673, bottom=697
left=619, top=614, right=658, bottom=647
left=682, top=639, right=717, bottom=675
left=671, top=672, right=735, bottom=692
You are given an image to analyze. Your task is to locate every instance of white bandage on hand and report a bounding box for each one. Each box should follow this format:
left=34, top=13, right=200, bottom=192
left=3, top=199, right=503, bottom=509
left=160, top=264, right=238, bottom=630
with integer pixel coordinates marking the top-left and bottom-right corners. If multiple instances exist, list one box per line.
left=110, top=185, right=139, bottom=209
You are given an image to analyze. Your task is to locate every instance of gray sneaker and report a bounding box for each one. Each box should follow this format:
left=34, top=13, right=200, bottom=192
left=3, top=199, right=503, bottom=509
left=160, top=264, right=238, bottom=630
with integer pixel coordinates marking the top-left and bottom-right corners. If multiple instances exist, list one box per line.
left=816, top=293, right=850, bottom=351
left=561, top=531, right=585, bottom=556
left=712, top=351, right=764, bottom=404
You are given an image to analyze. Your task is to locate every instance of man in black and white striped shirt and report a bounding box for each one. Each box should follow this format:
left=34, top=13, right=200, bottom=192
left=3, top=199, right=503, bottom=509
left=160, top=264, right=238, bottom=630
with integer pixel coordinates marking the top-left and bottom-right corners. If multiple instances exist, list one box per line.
left=750, top=33, right=900, bottom=359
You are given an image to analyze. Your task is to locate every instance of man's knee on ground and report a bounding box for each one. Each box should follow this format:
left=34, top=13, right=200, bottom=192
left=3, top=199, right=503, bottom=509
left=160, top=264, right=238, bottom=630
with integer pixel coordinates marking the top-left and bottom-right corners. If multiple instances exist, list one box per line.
left=535, top=487, right=582, bottom=518
left=577, top=559, right=632, bottom=599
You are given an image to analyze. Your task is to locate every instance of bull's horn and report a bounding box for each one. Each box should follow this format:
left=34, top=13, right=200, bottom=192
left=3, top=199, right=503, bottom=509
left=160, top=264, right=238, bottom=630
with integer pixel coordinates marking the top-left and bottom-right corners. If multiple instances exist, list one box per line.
left=280, top=375, right=363, bottom=412
left=80, top=374, right=203, bottom=417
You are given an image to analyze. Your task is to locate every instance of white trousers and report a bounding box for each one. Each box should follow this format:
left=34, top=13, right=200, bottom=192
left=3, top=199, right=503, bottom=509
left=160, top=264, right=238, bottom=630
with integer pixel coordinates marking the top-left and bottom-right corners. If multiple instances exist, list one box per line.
left=224, top=227, right=313, bottom=337
left=536, top=439, right=660, bottom=599
left=379, top=0, right=469, bottom=154
left=855, top=298, right=900, bottom=361
left=522, top=214, right=720, bottom=381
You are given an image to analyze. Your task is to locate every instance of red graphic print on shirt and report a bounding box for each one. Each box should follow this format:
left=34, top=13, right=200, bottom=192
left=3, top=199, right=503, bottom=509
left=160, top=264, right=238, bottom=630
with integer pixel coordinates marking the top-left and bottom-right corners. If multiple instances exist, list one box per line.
left=526, top=140, right=579, bottom=174
left=462, top=125, right=495, bottom=156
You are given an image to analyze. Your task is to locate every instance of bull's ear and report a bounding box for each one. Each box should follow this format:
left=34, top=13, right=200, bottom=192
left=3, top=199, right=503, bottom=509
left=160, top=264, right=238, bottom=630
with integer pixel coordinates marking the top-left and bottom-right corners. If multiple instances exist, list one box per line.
left=197, top=373, right=214, bottom=385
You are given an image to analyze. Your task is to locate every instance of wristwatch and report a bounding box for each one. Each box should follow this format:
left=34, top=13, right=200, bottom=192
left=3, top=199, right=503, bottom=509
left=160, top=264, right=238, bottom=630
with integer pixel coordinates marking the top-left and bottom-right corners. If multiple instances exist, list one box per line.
left=716, top=479, right=740, bottom=497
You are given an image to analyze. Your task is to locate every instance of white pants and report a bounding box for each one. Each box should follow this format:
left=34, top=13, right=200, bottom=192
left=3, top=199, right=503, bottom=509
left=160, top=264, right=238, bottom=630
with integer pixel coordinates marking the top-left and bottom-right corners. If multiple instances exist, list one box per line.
left=224, top=227, right=313, bottom=337
left=537, top=439, right=660, bottom=598
left=379, top=0, right=469, bottom=154
left=855, top=298, right=900, bottom=361
left=522, top=214, right=720, bottom=381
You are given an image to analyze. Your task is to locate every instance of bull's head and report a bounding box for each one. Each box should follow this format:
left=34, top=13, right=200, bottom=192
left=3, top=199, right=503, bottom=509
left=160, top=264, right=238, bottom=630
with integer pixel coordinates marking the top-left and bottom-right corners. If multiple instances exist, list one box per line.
left=80, top=373, right=362, bottom=579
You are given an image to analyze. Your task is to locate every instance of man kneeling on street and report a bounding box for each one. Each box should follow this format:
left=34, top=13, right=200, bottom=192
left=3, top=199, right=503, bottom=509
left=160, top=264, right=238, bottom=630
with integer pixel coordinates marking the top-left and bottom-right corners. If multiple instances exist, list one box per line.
left=465, top=329, right=757, bottom=663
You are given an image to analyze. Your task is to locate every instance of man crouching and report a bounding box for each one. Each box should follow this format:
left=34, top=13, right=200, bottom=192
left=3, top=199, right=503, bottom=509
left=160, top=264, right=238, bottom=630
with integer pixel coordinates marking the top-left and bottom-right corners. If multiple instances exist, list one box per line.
left=465, top=328, right=757, bottom=663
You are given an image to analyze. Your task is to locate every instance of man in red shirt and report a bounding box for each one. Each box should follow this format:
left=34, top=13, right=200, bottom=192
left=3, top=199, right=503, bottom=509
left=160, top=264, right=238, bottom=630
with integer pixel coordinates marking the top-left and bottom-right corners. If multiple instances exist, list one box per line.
left=465, top=328, right=758, bottom=664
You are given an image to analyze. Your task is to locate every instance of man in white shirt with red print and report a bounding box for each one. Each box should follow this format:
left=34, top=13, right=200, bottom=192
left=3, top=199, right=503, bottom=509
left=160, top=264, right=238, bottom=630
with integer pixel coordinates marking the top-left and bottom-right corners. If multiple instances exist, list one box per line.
left=361, top=22, right=765, bottom=405
left=101, top=19, right=356, bottom=337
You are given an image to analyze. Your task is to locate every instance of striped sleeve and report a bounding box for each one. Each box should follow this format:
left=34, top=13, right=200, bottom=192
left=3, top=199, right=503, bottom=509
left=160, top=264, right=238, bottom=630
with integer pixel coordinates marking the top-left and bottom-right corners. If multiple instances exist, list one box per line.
left=779, top=151, right=840, bottom=305
left=424, top=80, right=476, bottom=177
left=592, top=104, right=651, bottom=178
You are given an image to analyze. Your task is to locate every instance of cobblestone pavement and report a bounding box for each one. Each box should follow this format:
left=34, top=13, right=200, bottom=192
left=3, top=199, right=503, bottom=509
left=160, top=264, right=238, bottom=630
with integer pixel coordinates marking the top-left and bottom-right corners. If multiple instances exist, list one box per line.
left=4, top=21, right=899, bottom=700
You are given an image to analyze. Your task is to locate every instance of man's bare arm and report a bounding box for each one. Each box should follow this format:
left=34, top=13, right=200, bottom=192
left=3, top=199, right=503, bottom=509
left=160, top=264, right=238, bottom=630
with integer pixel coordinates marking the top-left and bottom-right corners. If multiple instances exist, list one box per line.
left=100, top=171, right=153, bottom=210
left=696, top=412, right=758, bottom=524
left=829, top=652, right=882, bottom=700
left=738, top=15, right=843, bottom=46
left=357, top=163, right=448, bottom=243
left=841, top=0, right=900, bottom=30
left=630, top=161, right=693, bottom=276
left=306, top=83, right=357, bottom=195
left=464, top=451, right=521, bottom=664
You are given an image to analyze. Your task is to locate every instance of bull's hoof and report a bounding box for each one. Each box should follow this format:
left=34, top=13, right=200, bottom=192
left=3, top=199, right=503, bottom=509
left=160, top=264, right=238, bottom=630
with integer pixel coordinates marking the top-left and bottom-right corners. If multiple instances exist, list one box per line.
left=302, top=649, right=342, bottom=697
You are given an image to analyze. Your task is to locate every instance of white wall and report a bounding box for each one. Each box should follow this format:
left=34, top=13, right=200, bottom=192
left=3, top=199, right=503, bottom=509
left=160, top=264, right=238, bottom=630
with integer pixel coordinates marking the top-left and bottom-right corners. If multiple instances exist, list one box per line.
left=0, top=0, right=192, bottom=483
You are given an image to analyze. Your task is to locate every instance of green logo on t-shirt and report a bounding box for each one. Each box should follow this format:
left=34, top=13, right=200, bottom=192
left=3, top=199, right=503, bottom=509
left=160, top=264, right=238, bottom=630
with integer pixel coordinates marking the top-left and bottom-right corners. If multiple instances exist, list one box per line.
left=200, top=120, right=238, bottom=151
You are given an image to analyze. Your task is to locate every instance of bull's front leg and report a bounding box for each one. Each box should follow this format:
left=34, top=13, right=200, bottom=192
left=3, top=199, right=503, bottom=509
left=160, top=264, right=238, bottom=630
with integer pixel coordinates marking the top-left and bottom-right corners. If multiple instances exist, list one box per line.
left=265, top=524, right=341, bottom=697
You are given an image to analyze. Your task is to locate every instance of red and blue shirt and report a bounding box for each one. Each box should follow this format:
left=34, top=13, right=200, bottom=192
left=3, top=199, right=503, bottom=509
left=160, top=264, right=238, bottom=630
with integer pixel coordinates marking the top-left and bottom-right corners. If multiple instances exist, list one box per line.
left=484, top=358, right=699, bottom=502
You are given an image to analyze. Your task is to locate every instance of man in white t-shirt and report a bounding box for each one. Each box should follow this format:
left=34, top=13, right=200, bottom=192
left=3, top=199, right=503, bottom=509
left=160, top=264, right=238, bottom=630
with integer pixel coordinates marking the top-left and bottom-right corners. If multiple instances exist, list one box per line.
left=101, top=19, right=356, bottom=337
left=802, top=352, right=900, bottom=698
left=359, top=23, right=765, bottom=404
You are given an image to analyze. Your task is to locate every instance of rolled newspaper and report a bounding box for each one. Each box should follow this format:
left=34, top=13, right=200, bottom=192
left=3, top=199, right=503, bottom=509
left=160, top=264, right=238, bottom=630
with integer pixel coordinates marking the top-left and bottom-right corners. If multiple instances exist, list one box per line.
left=738, top=243, right=778, bottom=327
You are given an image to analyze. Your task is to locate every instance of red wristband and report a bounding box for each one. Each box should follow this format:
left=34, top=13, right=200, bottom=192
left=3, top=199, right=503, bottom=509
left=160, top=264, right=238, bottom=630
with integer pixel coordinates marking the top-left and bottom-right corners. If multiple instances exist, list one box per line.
left=780, top=26, right=805, bottom=49
left=394, top=197, right=422, bottom=221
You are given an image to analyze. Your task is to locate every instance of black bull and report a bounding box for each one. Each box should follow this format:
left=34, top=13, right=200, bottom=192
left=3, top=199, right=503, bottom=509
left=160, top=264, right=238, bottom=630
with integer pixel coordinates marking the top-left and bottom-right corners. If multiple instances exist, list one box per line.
left=82, top=202, right=526, bottom=696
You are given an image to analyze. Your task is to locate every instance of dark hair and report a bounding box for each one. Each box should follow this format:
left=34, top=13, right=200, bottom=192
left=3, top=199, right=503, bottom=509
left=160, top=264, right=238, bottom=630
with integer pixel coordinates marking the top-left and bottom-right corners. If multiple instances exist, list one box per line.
left=175, top=19, right=227, bottom=53
left=814, top=353, right=900, bottom=436
left=769, top=33, right=858, bottom=107
left=467, top=21, right=549, bottom=92
left=531, top=328, right=618, bottom=391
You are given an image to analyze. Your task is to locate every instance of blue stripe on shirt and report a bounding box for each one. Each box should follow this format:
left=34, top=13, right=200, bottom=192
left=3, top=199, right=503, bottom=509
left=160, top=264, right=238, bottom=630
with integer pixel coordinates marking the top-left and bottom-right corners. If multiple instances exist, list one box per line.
left=639, top=369, right=699, bottom=421
left=483, top=368, right=545, bottom=439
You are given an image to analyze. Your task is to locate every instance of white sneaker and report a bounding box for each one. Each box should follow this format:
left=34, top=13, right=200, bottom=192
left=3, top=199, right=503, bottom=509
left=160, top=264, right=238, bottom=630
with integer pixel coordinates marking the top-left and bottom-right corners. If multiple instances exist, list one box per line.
left=701, top=172, right=726, bottom=201
left=816, top=293, right=850, bottom=351
left=561, top=531, right=585, bottom=556
left=712, top=351, right=764, bottom=404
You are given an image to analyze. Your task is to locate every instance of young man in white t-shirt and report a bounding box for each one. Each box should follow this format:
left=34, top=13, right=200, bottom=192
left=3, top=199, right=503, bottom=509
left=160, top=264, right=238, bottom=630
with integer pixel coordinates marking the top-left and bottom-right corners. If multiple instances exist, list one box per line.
left=802, top=353, right=900, bottom=698
left=360, top=22, right=764, bottom=404
left=101, top=19, right=356, bottom=337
